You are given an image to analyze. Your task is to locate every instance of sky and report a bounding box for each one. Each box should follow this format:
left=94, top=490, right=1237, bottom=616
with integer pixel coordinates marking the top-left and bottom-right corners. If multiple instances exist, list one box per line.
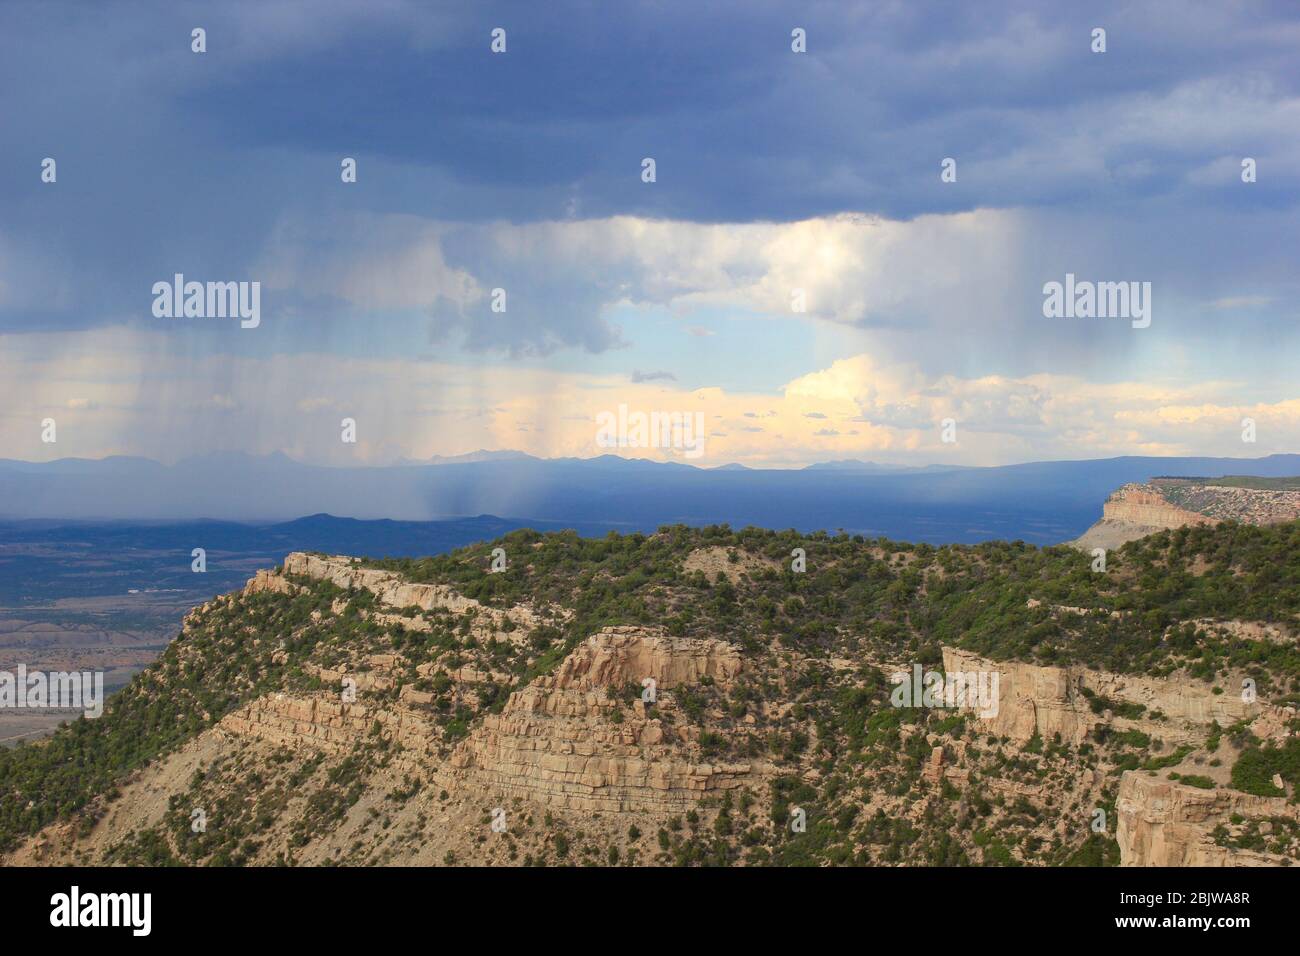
left=2, top=0, right=1298, bottom=468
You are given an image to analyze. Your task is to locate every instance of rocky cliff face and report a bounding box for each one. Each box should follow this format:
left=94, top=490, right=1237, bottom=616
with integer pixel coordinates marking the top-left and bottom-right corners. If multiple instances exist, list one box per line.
left=282, top=552, right=483, bottom=614
left=942, top=647, right=1262, bottom=746
left=216, top=627, right=754, bottom=815
left=221, top=693, right=441, bottom=757
left=1072, top=478, right=1300, bottom=550
left=1116, top=772, right=1300, bottom=866
left=1072, top=483, right=1216, bottom=550
left=445, top=628, right=754, bottom=813
left=6, top=567, right=766, bottom=865
left=277, top=552, right=562, bottom=637
left=1162, top=480, right=1300, bottom=524
left=7, top=523, right=1294, bottom=869
left=943, top=647, right=1299, bottom=866
left=1102, top=484, right=1217, bottom=531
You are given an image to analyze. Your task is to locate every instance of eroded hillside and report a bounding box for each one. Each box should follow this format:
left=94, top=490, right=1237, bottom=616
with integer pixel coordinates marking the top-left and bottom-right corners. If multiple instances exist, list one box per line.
left=2, top=520, right=1298, bottom=867
left=1074, top=477, right=1300, bottom=551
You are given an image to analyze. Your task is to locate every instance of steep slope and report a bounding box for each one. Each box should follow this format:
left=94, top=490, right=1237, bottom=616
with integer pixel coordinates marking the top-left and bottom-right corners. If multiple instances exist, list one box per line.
left=1073, top=477, right=1300, bottom=551
left=3, top=520, right=1298, bottom=867
left=1117, top=769, right=1300, bottom=866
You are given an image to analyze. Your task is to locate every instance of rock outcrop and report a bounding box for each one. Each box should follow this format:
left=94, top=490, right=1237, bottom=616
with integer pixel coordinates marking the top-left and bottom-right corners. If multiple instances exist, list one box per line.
left=1072, top=478, right=1300, bottom=551
left=283, top=552, right=485, bottom=615
left=250, top=552, right=563, bottom=642
left=220, top=625, right=754, bottom=814
left=551, top=626, right=741, bottom=690
left=1072, top=483, right=1216, bottom=550
left=221, top=692, right=440, bottom=757
left=1116, top=771, right=1300, bottom=866
left=942, top=647, right=1264, bottom=745
left=1101, top=484, right=1218, bottom=532
left=446, top=627, right=753, bottom=812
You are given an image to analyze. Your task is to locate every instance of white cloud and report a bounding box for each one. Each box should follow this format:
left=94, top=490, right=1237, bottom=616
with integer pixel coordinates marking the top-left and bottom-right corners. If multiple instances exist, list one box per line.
left=255, top=209, right=1028, bottom=356
left=1, top=329, right=1294, bottom=468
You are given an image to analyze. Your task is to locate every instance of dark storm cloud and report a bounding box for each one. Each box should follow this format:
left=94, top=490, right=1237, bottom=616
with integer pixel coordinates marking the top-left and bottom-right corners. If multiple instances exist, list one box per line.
left=0, top=0, right=1297, bottom=355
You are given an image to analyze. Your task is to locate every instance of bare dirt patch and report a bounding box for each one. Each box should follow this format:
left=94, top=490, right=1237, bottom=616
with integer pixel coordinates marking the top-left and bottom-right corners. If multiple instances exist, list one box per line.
left=682, top=546, right=775, bottom=584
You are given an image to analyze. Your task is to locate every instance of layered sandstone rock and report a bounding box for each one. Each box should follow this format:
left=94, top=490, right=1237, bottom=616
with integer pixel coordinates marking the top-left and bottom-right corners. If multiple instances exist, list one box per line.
left=222, top=627, right=755, bottom=814
left=1072, top=479, right=1300, bottom=551
left=446, top=627, right=752, bottom=812
left=283, top=552, right=484, bottom=615
left=221, top=692, right=439, bottom=756
left=552, top=626, right=741, bottom=690
left=245, top=568, right=296, bottom=596
left=1072, top=483, right=1216, bottom=551
left=941, top=648, right=1094, bottom=744
left=1102, top=484, right=1217, bottom=532
left=259, top=552, right=562, bottom=641
left=1116, top=771, right=1300, bottom=866
left=942, top=647, right=1264, bottom=745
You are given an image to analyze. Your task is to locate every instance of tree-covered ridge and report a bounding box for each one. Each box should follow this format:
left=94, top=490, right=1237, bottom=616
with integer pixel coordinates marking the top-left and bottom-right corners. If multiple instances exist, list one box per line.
left=0, top=518, right=1295, bottom=861
left=359, top=519, right=1300, bottom=697
left=1197, top=476, right=1300, bottom=491
left=0, top=576, right=351, bottom=851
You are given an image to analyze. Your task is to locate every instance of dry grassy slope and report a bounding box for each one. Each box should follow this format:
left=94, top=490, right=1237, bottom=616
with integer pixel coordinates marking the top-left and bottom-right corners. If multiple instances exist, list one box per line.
left=6, top=545, right=1298, bottom=868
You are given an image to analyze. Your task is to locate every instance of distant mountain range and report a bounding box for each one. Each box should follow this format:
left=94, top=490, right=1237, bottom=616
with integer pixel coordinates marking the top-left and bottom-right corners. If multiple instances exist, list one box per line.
left=800, top=459, right=962, bottom=473
left=2, top=452, right=1298, bottom=545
